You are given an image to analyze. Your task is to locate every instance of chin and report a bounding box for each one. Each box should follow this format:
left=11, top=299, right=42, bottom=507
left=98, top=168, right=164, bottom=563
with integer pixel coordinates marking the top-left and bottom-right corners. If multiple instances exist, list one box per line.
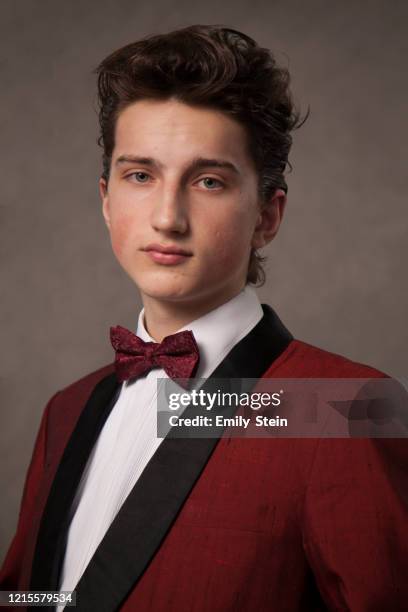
left=136, top=277, right=198, bottom=302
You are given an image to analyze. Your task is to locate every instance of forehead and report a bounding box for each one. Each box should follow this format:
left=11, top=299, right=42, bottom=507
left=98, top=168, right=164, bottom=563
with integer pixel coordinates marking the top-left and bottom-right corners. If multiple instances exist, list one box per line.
left=113, top=98, right=254, bottom=168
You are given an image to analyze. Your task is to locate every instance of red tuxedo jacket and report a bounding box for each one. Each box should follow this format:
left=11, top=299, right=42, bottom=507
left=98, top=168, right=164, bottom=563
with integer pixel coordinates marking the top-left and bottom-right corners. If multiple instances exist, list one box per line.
left=1, top=305, right=407, bottom=611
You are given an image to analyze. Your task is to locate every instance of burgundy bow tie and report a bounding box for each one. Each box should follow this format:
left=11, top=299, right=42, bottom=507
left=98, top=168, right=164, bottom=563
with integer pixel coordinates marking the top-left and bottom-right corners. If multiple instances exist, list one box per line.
left=110, top=325, right=200, bottom=387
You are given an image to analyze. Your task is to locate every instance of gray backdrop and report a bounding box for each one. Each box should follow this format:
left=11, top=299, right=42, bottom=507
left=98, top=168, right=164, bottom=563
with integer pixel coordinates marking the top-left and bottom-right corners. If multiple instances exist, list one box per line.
left=1, top=0, right=407, bottom=562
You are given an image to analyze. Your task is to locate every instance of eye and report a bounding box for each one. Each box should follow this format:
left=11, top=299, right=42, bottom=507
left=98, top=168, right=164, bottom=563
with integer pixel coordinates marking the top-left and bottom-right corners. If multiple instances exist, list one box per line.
left=197, top=177, right=224, bottom=190
left=127, top=171, right=151, bottom=183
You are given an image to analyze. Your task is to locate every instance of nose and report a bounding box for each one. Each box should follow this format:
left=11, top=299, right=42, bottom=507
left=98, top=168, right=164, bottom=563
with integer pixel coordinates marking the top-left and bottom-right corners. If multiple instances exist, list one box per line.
left=150, top=184, right=189, bottom=235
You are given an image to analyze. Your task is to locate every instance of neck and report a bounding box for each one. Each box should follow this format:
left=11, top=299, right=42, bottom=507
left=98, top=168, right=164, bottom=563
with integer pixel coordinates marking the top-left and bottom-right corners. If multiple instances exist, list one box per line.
left=141, top=287, right=245, bottom=342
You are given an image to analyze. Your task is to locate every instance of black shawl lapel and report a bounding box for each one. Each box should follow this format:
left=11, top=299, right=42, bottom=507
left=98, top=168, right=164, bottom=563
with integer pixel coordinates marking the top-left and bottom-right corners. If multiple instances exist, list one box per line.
left=30, top=305, right=292, bottom=611
left=30, top=372, right=121, bottom=593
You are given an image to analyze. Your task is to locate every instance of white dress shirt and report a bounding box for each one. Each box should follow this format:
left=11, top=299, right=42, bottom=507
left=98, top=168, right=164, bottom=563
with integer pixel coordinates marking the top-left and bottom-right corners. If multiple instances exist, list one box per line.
left=58, top=286, right=263, bottom=595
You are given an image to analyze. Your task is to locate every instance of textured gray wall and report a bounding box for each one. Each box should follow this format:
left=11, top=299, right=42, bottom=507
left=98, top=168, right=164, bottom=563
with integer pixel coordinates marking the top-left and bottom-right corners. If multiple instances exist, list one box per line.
left=1, top=0, right=407, bottom=562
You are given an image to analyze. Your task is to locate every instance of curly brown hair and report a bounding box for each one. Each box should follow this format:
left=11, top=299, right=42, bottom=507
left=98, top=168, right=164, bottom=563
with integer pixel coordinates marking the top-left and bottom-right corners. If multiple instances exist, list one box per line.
left=95, top=25, right=305, bottom=285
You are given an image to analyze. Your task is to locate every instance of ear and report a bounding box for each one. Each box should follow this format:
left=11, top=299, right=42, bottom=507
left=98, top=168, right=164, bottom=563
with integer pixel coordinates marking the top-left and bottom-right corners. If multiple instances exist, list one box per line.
left=99, top=177, right=111, bottom=229
left=251, top=189, right=287, bottom=249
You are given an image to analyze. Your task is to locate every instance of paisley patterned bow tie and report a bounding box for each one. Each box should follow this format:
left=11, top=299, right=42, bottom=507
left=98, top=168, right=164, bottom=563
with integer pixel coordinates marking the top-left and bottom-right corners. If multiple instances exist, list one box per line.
left=110, top=325, right=200, bottom=387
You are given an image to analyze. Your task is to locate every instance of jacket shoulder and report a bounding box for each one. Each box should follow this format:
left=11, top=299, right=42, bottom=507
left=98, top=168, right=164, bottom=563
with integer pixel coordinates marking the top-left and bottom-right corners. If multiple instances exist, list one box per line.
left=266, top=339, right=388, bottom=378
left=44, top=363, right=116, bottom=445
left=56, top=362, right=116, bottom=399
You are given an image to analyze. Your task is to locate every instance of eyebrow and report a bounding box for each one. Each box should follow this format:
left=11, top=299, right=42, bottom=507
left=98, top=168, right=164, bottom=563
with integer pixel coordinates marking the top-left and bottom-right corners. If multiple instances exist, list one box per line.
left=115, top=155, right=240, bottom=176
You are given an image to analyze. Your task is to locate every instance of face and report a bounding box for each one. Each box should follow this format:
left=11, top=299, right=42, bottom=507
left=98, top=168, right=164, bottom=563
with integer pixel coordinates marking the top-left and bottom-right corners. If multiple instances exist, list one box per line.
left=100, top=98, right=286, bottom=313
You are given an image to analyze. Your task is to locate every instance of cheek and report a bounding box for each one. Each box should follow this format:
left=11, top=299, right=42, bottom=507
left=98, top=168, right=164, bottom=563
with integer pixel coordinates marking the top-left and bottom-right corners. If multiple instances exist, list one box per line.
left=109, top=216, right=133, bottom=259
left=203, top=211, right=254, bottom=267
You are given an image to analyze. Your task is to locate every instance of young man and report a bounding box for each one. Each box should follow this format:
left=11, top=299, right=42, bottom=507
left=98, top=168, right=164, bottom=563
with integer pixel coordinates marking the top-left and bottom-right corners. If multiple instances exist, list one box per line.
left=1, top=25, right=407, bottom=612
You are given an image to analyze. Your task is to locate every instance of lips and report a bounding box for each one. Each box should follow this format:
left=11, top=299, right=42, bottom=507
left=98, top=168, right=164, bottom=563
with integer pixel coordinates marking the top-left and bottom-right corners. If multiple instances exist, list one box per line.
left=144, top=243, right=192, bottom=256
left=142, top=243, right=192, bottom=265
